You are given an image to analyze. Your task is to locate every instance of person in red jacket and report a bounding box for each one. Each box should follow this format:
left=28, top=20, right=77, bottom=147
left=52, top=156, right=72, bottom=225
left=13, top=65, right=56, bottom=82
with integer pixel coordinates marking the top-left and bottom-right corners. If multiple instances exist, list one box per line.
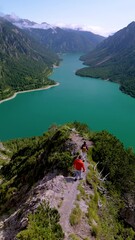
left=73, top=155, right=85, bottom=181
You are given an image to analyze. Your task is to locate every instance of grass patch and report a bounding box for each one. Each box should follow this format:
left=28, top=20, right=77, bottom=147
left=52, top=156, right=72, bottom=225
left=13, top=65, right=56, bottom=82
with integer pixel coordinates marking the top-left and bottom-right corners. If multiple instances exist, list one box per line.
left=77, top=184, right=86, bottom=199
left=91, top=224, right=99, bottom=238
left=76, top=194, right=81, bottom=201
left=69, top=233, right=80, bottom=240
left=69, top=204, right=82, bottom=226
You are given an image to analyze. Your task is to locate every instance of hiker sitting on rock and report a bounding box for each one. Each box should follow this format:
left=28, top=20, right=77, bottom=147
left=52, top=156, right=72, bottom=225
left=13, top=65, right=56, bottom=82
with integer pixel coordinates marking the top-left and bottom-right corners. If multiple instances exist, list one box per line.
left=73, top=155, right=85, bottom=181
left=81, top=141, right=88, bottom=161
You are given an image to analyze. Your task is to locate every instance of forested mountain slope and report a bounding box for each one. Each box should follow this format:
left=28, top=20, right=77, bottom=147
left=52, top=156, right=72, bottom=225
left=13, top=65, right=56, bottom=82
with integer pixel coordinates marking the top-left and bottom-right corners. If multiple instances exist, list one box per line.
left=0, top=122, right=135, bottom=239
left=4, top=14, right=105, bottom=53
left=0, top=17, right=59, bottom=101
left=76, top=22, right=135, bottom=98
left=25, top=27, right=105, bottom=53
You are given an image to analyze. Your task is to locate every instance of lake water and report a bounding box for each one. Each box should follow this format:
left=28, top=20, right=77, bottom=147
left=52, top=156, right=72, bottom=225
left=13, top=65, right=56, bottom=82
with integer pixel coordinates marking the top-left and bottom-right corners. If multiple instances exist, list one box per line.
left=0, top=53, right=135, bottom=150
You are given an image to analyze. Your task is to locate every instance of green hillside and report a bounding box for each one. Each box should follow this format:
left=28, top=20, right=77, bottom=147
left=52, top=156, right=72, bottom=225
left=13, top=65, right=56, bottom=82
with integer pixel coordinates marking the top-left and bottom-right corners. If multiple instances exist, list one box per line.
left=0, top=122, right=135, bottom=239
left=0, top=18, right=59, bottom=101
left=76, top=22, right=135, bottom=98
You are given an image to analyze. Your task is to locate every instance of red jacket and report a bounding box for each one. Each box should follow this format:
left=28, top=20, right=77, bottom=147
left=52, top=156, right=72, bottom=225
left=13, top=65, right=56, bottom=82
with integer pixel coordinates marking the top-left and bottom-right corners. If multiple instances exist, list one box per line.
left=73, top=158, right=85, bottom=171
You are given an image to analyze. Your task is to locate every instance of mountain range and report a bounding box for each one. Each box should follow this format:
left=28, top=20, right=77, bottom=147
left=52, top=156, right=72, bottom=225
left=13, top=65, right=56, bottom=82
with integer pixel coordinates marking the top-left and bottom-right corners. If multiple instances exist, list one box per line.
left=76, top=22, right=135, bottom=98
left=4, top=14, right=105, bottom=53
left=3, top=14, right=56, bottom=30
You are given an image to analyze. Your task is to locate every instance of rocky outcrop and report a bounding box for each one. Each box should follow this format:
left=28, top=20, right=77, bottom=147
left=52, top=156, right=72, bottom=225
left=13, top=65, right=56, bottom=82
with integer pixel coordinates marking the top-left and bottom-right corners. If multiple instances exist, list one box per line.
left=121, top=207, right=135, bottom=230
left=121, top=192, right=135, bottom=230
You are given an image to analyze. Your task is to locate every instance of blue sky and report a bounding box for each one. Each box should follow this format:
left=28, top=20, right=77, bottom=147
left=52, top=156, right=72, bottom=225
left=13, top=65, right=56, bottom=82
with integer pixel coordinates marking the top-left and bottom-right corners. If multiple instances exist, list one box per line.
left=0, top=0, right=135, bottom=36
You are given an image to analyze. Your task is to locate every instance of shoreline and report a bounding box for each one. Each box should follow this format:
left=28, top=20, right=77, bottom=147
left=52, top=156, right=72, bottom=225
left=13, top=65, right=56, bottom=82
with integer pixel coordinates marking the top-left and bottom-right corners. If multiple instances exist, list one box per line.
left=0, top=82, right=60, bottom=104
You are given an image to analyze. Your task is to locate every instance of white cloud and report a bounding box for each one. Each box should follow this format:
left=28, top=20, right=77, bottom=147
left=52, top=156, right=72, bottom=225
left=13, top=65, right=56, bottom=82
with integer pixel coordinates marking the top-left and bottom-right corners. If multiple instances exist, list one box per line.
left=0, top=12, right=5, bottom=17
left=54, top=22, right=115, bottom=37
left=7, top=12, right=20, bottom=20
left=1, top=12, right=21, bottom=22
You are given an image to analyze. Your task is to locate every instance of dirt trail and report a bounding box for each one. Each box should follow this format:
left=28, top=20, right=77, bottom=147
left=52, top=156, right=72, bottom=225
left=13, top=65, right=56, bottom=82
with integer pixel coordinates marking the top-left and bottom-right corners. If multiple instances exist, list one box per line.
left=59, top=132, right=93, bottom=239
left=59, top=178, right=79, bottom=238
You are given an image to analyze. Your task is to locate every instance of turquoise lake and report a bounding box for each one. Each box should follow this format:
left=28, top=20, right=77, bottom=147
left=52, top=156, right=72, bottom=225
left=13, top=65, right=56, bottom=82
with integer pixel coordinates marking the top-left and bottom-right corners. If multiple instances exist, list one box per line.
left=0, top=53, right=135, bottom=150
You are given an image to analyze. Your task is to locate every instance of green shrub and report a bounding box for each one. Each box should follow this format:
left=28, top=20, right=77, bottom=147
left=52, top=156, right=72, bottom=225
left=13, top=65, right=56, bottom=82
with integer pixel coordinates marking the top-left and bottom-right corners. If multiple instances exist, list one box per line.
left=91, top=130, right=135, bottom=193
left=16, top=202, right=64, bottom=240
left=48, top=151, right=73, bottom=170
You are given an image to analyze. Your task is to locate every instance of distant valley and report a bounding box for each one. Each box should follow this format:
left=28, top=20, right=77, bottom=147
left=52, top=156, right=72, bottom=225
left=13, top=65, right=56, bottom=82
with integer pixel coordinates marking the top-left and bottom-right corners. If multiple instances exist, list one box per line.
left=0, top=15, right=104, bottom=101
left=1, top=14, right=135, bottom=101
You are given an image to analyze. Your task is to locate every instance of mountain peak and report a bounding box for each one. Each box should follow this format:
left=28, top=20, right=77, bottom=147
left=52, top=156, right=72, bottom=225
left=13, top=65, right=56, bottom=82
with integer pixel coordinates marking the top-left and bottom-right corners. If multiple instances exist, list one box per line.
left=127, top=21, right=135, bottom=26
left=126, top=21, right=135, bottom=31
left=3, top=14, right=56, bottom=30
